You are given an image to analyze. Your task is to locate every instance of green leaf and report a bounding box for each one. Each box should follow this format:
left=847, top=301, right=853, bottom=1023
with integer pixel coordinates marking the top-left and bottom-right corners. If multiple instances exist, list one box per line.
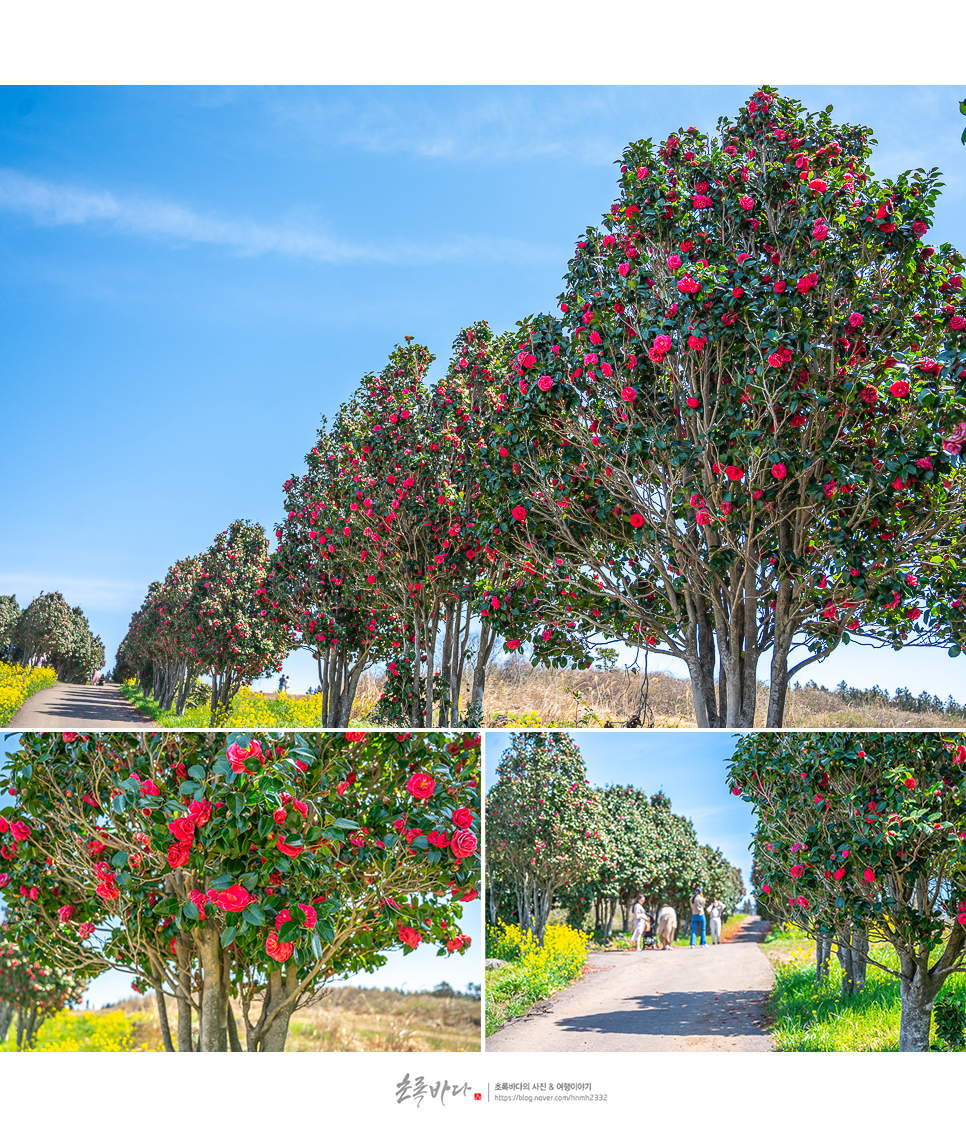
left=277, top=920, right=299, bottom=940
left=210, top=873, right=235, bottom=889
left=188, top=765, right=207, bottom=780
left=221, top=925, right=237, bottom=947
left=333, top=818, right=360, bottom=830
left=183, top=901, right=200, bottom=920
left=112, top=795, right=127, bottom=814
left=243, top=904, right=266, bottom=927
left=317, top=919, right=335, bottom=944
left=179, top=780, right=199, bottom=795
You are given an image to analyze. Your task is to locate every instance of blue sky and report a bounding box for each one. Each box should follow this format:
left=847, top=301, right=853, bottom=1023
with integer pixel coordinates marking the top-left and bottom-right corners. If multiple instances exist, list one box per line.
left=485, top=729, right=755, bottom=903
left=3, top=85, right=966, bottom=700
left=0, top=732, right=480, bottom=1007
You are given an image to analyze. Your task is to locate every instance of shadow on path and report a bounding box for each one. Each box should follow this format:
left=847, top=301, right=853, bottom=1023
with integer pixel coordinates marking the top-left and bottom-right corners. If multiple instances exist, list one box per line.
left=8, top=683, right=153, bottom=729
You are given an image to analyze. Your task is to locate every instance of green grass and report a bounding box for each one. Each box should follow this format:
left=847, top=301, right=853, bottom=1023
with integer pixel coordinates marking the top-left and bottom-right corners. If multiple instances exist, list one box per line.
left=765, top=932, right=966, bottom=1051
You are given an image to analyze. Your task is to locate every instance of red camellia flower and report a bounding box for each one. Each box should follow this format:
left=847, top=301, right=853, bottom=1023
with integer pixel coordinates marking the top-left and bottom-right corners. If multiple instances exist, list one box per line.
left=904, top=778, right=917, bottom=789
left=864, top=868, right=876, bottom=883
left=10, top=821, right=31, bottom=842
left=452, top=807, right=473, bottom=828
left=95, top=878, right=121, bottom=901
left=808, top=178, right=828, bottom=192
left=621, top=386, right=637, bottom=401
left=725, top=465, right=744, bottom=481
left=955, top=745, right=966, bottom=764
left=504, top=639, right=521, bottom=650
left=950, top=315, right=966, bottom=331
left=629, top=513, right=645, bottom=528
left=77, top=922, right=95, bottom=938
left=266, top=930, right=294, bottom=963
left=226, top=739, right=262, bottom=774
left=537, top=374, right=554, bottom=391
left=62, top=733, right=79, bottom=743
left=772, top=463, right=787, bottom=480
left=738, top=195, right=754, bottom=210
left=677, top=276, right=700, bottom=294
left=889, top=380, right=911, bottom=398
left=57, top=905, right=75, bottom=922
left=450, top=829, right=478, bottom=859
left=406, top=772, right=436, bottom=800
left=695, top=509, right=711, bottom=526
left=790, top=864, right=804, bottom=879
left=398, top=924, right=422, bottom=949
left=276, top=836, right=303, bottom=857
left=208, top=884, right=252, bottom=912
left=166, top=843, right=192, bottom=869
left=511, top=505, right=528, bottom=522
left=344, top=732, right=366, bottom=742
left=167, top=817, right=195, bottom=843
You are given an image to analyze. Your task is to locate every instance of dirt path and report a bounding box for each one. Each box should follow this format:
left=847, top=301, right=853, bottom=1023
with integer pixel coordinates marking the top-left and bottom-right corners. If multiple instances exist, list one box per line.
left=486, top=918, right=774, bottom=1052
left=7, top=683, right=153, bottom=730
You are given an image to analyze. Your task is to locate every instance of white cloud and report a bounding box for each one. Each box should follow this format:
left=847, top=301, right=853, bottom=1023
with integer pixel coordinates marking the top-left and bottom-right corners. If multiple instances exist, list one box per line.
left=0, top=167, right=559, bottom=265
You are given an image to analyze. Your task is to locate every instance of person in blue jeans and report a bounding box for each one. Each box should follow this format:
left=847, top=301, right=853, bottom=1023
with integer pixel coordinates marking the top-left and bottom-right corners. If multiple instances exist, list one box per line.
left=690, top=887, right=707, bottom=947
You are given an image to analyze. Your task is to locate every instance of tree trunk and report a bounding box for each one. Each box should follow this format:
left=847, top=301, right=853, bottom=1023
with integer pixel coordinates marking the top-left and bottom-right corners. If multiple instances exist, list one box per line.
left=227, top=1001, right=243, bottom=1052
left=197, top=924, right=226, bottom=1051
left=0, top=1001, right=13, bottom=1045
left=898, top=958, right=943, bottom=1052
left=836, top=929, right=869, bottom=997
left=816, top=935, right=831, bottom=980
left=253, top=966, right=298, bottom=1051
left=152, top=978, right=174, bottom=1053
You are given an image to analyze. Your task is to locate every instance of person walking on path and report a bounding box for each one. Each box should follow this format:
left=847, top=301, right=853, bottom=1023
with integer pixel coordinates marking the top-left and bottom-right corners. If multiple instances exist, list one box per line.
left=630, top=894, right=650, bottom=951
left=690, top=888, right=707, bottom=947
left=656, top=902, right=677, bottom=950
left=708, top=898, right=724, bottom=945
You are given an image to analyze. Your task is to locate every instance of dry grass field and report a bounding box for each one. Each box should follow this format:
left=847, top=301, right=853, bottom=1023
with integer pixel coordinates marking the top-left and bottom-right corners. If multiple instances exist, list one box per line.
left=354, top=659, right=966, bottom=730
left=108, top=986, right=481, bottom=1052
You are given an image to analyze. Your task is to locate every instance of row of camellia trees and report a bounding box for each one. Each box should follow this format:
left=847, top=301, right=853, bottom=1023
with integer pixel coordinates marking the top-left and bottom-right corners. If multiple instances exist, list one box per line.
left=730, top=731, right=966, bottom=1051
left=0, top=730, right=479, bottom=1050
left=486, top=732, right=744, bottom=943
left=0, top=592, right=105, bottom=683
left=121, top=87, right=966, bottom=727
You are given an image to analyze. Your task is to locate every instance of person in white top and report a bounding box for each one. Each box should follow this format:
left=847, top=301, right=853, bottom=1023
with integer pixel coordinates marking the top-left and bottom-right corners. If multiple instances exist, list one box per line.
left=708, top=898, right=725, bottom=944
left=630, top=894, right=650, bottom=951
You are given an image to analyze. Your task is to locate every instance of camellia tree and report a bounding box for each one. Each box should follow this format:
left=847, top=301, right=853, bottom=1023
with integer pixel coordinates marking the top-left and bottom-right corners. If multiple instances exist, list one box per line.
left=274, top=325, right=531, bottom=727
left=0, top=730, right=480, bottom=1052
left=485, top=731, right=604, bottom=942
left=729, top=731, right=966, bottom=1051
left=13, top=592, right=105, bottom=682
left=0, top=937, right=90, bottom=1048
left=485, top=86, right=966, bottom=727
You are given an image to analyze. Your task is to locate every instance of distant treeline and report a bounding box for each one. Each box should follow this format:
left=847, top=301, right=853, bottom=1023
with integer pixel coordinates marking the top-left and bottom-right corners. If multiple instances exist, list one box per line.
left=796, top=679, right=966, bottom=719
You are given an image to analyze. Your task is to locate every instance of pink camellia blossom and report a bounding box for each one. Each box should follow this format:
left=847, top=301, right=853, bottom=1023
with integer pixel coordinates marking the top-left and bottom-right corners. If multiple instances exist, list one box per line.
left=10, top=821, right=31, bottom=842
left=667, top=254, right=682, bottom=270
left=629, top=513, right=645, bottom=528
left=695, top=509, right=712, bottom=526
left=942, top=422, right=966, bottom=455
left=738, top=195, right=754, bottom=210
left=298, top=903, right=318, bottom=930
left=761, top=884, right=770, bottom=894
left=77, top=922, right=95, bottom=939
left=950, top=315, right=966, bottom=331
left=790, top=864, right=804, bottom=879
left=621, top=387, right=637, bottom=402
left=62, top=732, right=79, bottom=743
left=505, top=639, right=521, bottom=650
left=618, top=262, right=631, bottom=277
left=692, top=194, right=712, bottom=209
left=677, top=276, right=700, bottom=294
left=406, top=772, right=436, bottom=800
left=226, top=739, right=262, bottom=774
left=653, top=334, right=672, bottom=353
left=847, top=312, right=864, bottom=328
left=912, top=220, right=929, bottom=236
left=812, top=220, right=829, bottom=241
left=57, top=905, right=75, bottom=923
left=451, top=829, right=478, bottom=859
left=511, top=505, right=527, bottom=522
left=725, top=465, right=744, bottom=481
left=772, top=463, right=787, bottom=480
left=808, top=179, right=828, bottom=193
left=537, top=375, right=553, bottom=391
left=453, top=807, right=473, bottom=829
left=889, top=380, right=911, bottom=398
left=864, top=868, right=876, bottom=883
